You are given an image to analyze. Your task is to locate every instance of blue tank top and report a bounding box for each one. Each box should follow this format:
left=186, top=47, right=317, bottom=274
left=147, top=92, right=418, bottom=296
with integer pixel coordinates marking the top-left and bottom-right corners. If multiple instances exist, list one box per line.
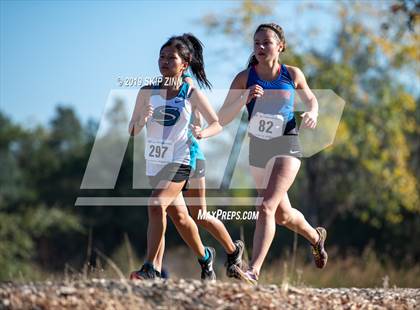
left=246, top=64, right=295, bottom=123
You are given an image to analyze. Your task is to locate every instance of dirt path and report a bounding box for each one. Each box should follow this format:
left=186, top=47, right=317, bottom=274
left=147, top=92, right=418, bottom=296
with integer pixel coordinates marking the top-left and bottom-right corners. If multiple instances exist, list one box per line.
left=1, top=279, right=419, bottom=309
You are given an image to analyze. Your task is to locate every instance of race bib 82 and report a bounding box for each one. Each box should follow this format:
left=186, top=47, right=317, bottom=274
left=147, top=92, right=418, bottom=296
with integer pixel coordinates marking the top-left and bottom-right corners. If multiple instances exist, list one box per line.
left=248, top=113, right=285, bottom=140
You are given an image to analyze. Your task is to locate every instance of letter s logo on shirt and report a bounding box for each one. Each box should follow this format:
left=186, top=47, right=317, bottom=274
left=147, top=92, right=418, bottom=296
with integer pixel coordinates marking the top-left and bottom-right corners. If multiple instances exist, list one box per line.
left=152, top=106, right=180, bottom=126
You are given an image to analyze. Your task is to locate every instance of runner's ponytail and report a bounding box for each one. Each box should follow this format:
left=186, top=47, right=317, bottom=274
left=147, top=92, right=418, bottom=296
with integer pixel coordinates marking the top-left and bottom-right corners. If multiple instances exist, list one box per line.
left=160, top=33, right=212, bottom=89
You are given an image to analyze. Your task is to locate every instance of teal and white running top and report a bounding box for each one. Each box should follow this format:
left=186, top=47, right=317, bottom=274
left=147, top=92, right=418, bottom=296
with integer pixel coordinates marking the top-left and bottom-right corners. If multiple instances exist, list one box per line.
left=145, top=82, right=200, bottom=176
left=181, top=72, right=205, bottom=165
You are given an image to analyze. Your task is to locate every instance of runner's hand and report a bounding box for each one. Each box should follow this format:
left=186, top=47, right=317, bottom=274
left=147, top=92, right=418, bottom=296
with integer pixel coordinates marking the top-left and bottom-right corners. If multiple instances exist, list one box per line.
left=301, top=110, right=318, bottom=129
left=190, top=124, right=203, bottom=139
left=129, top=103, right=153, bottom=136
left=138, top=103, right=153, bottom=126
left=246, top=84, right=264, bottom=104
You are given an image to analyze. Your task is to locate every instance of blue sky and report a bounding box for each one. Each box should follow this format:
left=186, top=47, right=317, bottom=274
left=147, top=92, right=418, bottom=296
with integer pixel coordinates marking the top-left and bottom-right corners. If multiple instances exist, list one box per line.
left=1, top=0, right=338, bottom=127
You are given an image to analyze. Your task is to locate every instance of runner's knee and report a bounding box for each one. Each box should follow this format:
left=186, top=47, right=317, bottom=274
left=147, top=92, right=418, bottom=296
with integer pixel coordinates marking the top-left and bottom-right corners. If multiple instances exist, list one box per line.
left=169, top=210, right=189, bottom=227
left=148, top=204, right=165, bottom=219
left=258, top=200, right=277, bottom=218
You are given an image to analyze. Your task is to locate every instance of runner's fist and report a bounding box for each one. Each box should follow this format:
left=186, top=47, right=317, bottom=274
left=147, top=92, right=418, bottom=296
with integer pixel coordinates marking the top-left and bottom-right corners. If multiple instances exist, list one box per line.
left=246, top=84, right=264, bottom=104
left=139, top=103, right=153, bottom=125
left=190, top=124, right=203, bottom=139
left=301, top=111, right=318, bottom=129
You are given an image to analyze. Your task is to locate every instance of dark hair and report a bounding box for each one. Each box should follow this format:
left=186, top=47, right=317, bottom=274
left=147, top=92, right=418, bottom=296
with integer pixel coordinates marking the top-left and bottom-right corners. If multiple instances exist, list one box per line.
left=247, top=23, right=287, bottom=68
left=160, top=33, right=212, bottom=89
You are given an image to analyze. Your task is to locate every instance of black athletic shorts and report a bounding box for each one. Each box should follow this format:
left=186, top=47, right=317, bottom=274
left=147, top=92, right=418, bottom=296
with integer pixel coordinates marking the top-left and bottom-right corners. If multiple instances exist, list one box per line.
left=148, top=163, right=191, bottom=191
left=249, top=118, right=302, bottom=168
left=190, top=159, right=206, bottom=179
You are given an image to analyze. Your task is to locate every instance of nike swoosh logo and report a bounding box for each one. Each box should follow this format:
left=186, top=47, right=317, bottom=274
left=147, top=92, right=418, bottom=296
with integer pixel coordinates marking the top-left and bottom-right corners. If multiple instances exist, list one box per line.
left=290, top=150, right=300, bottom=154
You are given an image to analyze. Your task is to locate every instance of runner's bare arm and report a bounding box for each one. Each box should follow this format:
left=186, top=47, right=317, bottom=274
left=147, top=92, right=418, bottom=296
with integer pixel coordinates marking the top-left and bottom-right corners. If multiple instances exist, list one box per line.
left=218, top=70, right=253, bottom=126
left=183, top=77, right=203, bottom=128
left=189, top=88, right=222, bottom=139
left=128, top=86, right=153, bottom=136
left=287, top=65, right=319, bottom=129
left=192, top=106, right=203, bottom=128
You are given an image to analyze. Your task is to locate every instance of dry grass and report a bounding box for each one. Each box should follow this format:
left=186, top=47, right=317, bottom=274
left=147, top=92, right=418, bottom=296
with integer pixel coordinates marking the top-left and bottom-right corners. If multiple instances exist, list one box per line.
left=6, top=238, right=420, bottom=289
left=260, top=247, right=420, bottom=288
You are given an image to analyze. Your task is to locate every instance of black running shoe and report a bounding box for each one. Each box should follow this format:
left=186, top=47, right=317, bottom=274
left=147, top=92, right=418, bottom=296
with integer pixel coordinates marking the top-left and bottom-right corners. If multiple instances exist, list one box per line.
left=225, top=240, right=245, bottom=278
left=130, top=263, right=160, bottom=280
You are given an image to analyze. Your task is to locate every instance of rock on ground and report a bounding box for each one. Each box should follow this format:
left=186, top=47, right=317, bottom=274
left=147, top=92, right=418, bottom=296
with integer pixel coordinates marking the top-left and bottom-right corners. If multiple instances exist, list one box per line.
left=0, top=279, right=419, bottom=309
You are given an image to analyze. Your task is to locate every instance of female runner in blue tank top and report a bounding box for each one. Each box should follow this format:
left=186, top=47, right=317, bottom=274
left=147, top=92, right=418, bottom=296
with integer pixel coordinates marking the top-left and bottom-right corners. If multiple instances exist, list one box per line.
left=128, top=33, right=223, bottom=280
left=218, top=23, right=328, bottom=284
